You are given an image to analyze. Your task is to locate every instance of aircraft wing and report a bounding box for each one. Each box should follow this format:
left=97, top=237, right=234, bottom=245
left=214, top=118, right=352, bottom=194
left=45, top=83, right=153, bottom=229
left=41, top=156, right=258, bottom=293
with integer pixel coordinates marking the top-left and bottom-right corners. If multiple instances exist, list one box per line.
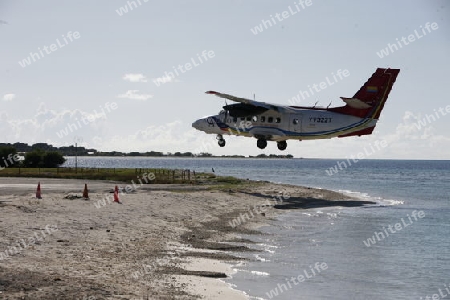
left=205, top=91, right=295, bottom=114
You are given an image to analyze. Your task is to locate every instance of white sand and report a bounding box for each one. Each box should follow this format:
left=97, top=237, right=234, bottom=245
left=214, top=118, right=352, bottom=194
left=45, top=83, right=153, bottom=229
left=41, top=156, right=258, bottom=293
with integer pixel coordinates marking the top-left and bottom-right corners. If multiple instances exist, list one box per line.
left=0, top=177, right=357, bottom=299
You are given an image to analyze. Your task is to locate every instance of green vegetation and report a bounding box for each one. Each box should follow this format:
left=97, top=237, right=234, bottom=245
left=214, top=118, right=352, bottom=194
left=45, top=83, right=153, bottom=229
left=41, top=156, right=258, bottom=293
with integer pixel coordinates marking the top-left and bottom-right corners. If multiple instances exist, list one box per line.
left=250, top=154, right=294, bottom=159
left=0, top=142, right=295, bottom=158
left=201, top=174, right=268, bottom=191
left=213, top=176, right=245, bottom=185
left=0, top=167, right=213, bottom=184
left=42, top=151, right=66, bottom=167
left=0, top=143, right=282, bottom=188
left=23, top=150, right=66, bottom=168
left=0, top=146, right=20, bottom=168
left=0, top=142, right=96, bottom=156
left=0, top=165, right=257, bottom=189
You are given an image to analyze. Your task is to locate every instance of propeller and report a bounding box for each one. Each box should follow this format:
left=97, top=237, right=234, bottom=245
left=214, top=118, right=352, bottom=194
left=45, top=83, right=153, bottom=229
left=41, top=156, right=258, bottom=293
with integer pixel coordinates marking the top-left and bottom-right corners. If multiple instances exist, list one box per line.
left=224, top=99, right=229, bottom=120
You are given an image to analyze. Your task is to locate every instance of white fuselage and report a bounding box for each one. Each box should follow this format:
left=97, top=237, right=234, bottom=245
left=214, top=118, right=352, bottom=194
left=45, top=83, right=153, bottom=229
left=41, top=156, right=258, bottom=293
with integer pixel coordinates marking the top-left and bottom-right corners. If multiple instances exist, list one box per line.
left=192, top=108, right=376, bottom=141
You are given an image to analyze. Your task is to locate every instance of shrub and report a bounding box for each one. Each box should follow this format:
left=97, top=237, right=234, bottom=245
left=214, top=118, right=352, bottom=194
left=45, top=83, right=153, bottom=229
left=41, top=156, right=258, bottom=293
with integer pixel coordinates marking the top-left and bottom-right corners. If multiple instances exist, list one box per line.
left=24, top=150, right=66, bottom=168
left=0, top=146, right=19, bottom=168
left=42, top=151, right=66, bottom=167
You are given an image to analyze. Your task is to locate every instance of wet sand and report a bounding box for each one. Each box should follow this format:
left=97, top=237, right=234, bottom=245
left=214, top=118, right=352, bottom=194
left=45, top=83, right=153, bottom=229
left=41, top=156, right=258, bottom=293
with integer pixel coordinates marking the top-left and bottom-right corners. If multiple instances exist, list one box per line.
left=0, top=177, right=374, bottom=299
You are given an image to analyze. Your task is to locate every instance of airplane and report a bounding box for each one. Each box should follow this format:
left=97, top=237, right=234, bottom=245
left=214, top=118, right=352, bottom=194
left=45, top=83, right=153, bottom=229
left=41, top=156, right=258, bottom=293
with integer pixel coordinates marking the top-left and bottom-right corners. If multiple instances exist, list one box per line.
left=192, top=68, right=400, bottom=151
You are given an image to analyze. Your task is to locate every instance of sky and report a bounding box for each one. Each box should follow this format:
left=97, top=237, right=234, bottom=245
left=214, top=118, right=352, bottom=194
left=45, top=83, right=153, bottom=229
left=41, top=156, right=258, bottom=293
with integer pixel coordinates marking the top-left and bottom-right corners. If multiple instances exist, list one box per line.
left=1, top=0, right=449, bottom=159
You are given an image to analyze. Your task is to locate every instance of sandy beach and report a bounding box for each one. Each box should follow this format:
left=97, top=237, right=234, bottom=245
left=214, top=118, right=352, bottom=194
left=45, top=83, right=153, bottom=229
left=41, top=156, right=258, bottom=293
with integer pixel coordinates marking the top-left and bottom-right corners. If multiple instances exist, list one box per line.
left=0, top=177, right=374, bottom=299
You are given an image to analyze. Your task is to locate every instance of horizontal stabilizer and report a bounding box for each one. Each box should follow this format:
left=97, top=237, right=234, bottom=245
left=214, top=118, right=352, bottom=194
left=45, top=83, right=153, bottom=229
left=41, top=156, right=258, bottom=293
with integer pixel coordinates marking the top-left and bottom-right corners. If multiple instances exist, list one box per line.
left=340, top=97, right=372, bottom=109
left=330, top=68, right=400, bottom=118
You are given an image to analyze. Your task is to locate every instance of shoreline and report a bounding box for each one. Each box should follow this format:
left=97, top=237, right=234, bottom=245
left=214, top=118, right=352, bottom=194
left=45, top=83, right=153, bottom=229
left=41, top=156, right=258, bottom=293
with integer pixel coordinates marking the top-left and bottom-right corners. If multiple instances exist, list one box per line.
left=0, top=177, right=375, bottom=299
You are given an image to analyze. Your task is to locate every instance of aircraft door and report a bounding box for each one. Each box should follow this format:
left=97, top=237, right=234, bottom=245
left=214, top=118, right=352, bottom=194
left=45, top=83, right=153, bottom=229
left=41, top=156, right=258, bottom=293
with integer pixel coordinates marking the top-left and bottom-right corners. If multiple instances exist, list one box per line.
left=290, top=114, right=302, bottom=132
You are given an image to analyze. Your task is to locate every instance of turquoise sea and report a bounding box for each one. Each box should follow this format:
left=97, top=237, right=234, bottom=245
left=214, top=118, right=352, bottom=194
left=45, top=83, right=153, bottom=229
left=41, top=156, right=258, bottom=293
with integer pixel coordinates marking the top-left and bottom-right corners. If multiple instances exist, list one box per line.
left=63, top=157, right=450, bottom=299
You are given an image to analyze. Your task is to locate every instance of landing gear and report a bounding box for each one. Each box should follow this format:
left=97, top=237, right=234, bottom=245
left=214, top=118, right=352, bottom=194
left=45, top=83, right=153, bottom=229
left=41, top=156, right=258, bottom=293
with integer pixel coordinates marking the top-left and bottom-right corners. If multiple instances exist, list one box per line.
left=257, top=139, right=267, bottom=149
left=277, top=141, right=287, bottom=151
left=216, top=134, right=226, bottom=147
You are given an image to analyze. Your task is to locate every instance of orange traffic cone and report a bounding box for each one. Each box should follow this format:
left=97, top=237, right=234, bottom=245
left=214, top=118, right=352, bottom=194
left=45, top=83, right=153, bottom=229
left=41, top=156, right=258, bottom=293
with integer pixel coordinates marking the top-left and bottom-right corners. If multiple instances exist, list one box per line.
left=82, top=184, right=89, bottom=199
left=114, top=185, right=121, bottom=203
left=36, top=182, right=42, bottom=199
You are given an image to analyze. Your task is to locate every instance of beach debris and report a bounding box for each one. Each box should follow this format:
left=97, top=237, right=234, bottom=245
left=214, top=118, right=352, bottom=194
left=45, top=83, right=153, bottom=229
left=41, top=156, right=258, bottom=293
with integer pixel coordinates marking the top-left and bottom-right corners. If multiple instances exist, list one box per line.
left=172, top=268, right=227, bottom=278
left=36, top=182, right=42, bottom=199
left=63, top=194, right=83, bottom=200
left=16, top=205, right=36, bottom=213
left=82, top=183, right=89, bottom=199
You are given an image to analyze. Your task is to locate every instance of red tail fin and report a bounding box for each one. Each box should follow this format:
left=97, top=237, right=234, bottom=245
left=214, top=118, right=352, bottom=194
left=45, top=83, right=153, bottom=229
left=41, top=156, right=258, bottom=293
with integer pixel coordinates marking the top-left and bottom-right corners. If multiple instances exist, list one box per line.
left=331, top=68, right=400, bottom=119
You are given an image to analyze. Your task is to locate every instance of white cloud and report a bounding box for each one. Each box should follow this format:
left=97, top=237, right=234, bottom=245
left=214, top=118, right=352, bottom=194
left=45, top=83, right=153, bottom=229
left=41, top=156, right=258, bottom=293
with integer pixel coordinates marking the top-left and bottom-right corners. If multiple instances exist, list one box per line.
left=2, top=106, right=449, bottom=159
left=3, top=94, right=16, bottom=101
left=0, top=102, right=118, bottom=146
left=152, top=75, right=180, bottom=86
left=91, top=120, right=194, bottom=152
left=117, top=90, right=153, bottom=101
left=375, top=110, right=450, bottom=159
left=89, top=110, right=450, bottom=158
left=122, top=73, right=148, bottom=83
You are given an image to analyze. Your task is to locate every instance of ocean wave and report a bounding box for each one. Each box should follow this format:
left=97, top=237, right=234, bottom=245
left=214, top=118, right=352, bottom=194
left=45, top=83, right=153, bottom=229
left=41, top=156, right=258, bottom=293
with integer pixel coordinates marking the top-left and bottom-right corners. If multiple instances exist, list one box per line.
left=232, top=269, right=270, bottom=276
left=254, top=254, right=270, bottom=262
left=326, top=212, right=338, bottom=218
left=223, top=282, right=256, bottom=299
left=256, top=243, right=278, bottom=254
left=251, top=270, right=270, bottom=276
left=380, top=199, right=404, bottom=206
left=338, top=189, right=404, bottom=207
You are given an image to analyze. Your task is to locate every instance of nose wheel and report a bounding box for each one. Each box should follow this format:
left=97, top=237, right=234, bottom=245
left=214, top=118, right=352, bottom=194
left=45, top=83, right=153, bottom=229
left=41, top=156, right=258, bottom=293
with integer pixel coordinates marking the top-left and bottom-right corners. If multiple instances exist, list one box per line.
left=216, top=134, right=226, bottom=147
left=277, top=141, right=287, bottom=151
left=257, top=139, right=267, bottom=149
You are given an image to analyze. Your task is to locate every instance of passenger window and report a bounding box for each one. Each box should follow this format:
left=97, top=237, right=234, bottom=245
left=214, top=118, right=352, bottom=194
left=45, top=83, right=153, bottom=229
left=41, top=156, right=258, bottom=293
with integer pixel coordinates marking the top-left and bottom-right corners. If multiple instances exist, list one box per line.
left=268, top=117, right=273, bottom=123
left=240, top=117, right=245, bottom=121
left=233, top=117, right=238, bottom=123
left=276, top=117, right=281, bottom=123
left=252, top=116, right=258, bottom=122
left=260, top=116, right=266, bottom=122
left=293, top=119, right=299, bottom=125
left=246, top=116, right=252, bottom=121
